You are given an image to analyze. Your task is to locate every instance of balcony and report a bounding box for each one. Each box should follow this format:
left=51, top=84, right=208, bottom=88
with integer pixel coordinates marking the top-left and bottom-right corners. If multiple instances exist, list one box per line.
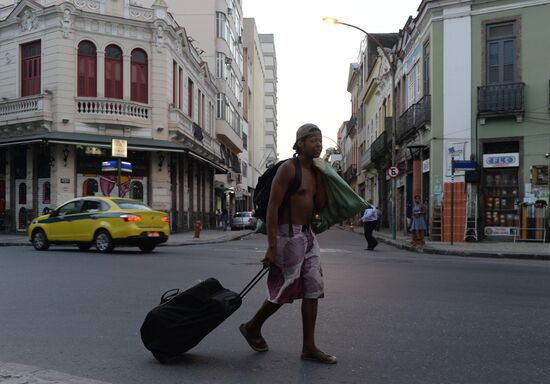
left=371, top=131, right=388, bottom=162
left=477, top=82, right=525, bottom=120
left=76, top=98, right=151, bottom=128
left=360, top=148, right=372, bottom=169
left=0, top=94, right=52, bottom=127
left=397, top=95, right=431, bottom=143
left=216, top=119, right=243, bottom=154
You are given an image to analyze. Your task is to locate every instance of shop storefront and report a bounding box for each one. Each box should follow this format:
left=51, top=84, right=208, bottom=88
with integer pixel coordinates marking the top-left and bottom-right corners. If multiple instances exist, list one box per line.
left=481, top=142, right=520, bottom=239
left=76, top=146, right=149, bottom=202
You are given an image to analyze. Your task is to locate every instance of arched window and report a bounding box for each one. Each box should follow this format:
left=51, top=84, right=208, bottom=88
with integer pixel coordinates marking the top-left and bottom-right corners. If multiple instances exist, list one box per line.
left=77, top=41, right=97, bottom=97
left=131, top=49, right=148, bottom=103
left=83, top=179, right=98, bottom=197
left=105, top=45, right=123, bottom=99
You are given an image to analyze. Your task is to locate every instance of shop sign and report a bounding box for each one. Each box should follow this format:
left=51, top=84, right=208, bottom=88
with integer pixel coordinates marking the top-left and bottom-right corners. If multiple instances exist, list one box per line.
left=60, top=178, right=70, bottom=184
left=483, top=153, right=519, bottom=168
left=422, top=159, right=430, bottom=173
left=484, top=226, right=516, bottom=236
left=111, top=139, right=127, bottom=158
left=85, top=146, right=103, bottom=156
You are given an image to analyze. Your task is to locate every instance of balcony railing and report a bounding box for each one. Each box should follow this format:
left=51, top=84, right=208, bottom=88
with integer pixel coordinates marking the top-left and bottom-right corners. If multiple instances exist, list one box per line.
left=397, top=95, right=431, bottom=143
left=477, top=82, right=525, bottom=117
left=76, top=98, right=150, bottom=119
left=371, top=131, right=388, bottom=161
left=0, top=94, right=52, bottom=124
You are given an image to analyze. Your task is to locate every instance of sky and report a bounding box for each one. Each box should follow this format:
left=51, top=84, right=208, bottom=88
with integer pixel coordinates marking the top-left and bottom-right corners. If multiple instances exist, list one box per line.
left=242, top=0, right=420, bottom=159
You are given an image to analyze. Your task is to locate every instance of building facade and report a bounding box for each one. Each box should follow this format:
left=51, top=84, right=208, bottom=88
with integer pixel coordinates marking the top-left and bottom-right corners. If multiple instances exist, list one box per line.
left=348, top=0, right=550, bottom=242
left=161, top=0, right=246, bottom=214
left=0, top=0, right=228, bottom=232
left=259, top=33, right=278, bottom=169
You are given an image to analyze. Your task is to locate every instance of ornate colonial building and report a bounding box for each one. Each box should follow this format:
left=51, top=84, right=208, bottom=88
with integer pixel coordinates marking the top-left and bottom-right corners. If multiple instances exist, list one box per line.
left=0, top=0, right=227, bottom=232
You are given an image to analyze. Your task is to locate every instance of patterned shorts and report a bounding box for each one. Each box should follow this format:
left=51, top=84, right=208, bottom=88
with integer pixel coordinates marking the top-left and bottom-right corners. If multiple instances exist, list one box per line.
left=267, top=224, right=324, bottom=304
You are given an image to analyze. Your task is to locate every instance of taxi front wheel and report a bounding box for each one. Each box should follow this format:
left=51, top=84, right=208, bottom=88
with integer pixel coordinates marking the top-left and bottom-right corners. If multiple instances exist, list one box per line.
left=94, top=230, right=114, bottom=253
left=32, top=229, right=50, bottom=251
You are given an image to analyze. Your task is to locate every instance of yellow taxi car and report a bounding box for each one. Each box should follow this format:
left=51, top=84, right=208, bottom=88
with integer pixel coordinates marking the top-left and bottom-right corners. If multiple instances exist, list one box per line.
left=28, top=197, right=170, bottom=253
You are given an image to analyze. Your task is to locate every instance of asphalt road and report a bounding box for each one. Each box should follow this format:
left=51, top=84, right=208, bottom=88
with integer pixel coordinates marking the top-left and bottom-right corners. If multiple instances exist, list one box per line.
left=1, top=229, right=549, bottom=384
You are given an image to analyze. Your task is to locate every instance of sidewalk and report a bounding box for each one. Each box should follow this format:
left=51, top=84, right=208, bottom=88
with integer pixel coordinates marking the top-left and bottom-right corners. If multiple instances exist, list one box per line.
left=343, top=225, right=550, bottom=260
left=3, top=227, right=549, bottom=260
left=0, top=229, right=254, bottom=247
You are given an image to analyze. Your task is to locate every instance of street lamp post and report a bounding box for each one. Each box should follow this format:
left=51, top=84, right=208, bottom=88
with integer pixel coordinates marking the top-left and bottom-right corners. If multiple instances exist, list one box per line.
left=323, top=18, right=398, bottom=240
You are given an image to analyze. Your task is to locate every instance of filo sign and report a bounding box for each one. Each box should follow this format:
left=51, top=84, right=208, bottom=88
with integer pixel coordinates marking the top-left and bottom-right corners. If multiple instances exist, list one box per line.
left=483, top=153, right=519, bottom=168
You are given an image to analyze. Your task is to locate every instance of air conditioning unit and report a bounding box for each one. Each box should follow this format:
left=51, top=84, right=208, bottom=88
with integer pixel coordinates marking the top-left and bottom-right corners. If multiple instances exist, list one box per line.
left=227, top=7, right=232, bottom=15
left=238, top=35, right=242, bottom=44
left=227, top=172, right=235, bottom=181
left=225, top=57, right=232, bottom=65
left=241, top=76, right=245, bottom=82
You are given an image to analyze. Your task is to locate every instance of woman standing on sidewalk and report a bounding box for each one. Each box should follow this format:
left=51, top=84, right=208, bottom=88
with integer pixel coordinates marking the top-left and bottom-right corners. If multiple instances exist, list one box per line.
left=410, top=195, right=427, bottom=247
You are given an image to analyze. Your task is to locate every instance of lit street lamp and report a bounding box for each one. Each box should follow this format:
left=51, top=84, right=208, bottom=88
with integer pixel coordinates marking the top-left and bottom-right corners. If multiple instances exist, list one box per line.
left=323, top=17, right=398, bottom=240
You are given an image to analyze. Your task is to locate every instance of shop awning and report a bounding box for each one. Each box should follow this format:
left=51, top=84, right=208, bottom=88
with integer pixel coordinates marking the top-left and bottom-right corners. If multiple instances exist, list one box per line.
left=0, top=132, right=227, bottom=172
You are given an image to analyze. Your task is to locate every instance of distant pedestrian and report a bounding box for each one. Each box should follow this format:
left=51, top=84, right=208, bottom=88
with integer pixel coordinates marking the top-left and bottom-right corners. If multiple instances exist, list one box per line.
left=410, top=195, right=427, bottom=247
left=221, top=208, right=229, bottom=231
left=361, top=200, right=378, bottom=250
left=215, top=209, right=222, bottom=230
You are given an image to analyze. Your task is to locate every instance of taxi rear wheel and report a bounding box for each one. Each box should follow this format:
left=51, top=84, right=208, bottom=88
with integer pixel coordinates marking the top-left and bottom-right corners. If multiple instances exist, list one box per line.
left=94, top=230, right=114, bottom=253
left=32, top=229, right=50, bottom=251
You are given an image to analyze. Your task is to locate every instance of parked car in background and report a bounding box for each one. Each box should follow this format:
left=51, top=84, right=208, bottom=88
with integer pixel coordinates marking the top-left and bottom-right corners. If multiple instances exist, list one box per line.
left=230, top=211, right=256, bottom=230
left=28, top=197, right=170, bottom=253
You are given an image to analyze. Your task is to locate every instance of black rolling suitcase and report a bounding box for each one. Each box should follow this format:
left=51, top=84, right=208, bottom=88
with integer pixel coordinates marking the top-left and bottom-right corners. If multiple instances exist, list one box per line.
left=140, top=267, right=268, bottom=363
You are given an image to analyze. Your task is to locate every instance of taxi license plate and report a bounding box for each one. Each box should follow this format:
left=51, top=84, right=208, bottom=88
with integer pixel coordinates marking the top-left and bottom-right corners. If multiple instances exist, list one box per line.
left=147, top=232, right=160, bottom=237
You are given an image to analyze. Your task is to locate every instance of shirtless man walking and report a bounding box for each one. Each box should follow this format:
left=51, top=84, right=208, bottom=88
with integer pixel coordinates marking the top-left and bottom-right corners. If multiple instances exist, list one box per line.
left=239, top=123, right=337, bottom=364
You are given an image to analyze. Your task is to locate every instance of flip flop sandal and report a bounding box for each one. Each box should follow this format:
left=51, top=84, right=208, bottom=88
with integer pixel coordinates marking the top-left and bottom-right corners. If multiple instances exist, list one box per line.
left=301, top=351, right=337, bottom=364
left=239, top=323, right=269, bottom=352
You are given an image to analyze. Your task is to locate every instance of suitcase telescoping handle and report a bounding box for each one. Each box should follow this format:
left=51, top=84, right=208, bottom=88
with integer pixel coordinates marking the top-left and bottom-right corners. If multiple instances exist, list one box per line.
left=239, top=266, right=269, bottom=299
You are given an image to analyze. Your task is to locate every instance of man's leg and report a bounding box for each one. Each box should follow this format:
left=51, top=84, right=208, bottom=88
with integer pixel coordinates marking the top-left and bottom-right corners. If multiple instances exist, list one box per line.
left=301, top=298, right=337, bottom=363
left=241, top=300, right=281, bottom=352
left=301, top=298, right=318, bottom=353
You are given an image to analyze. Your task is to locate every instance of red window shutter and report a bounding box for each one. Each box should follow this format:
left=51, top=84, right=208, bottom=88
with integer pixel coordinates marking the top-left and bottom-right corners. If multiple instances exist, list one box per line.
left=131, top=51, right=148, bottom=104
left=21, top=41, right=41, bottom=97
left=105, top=45, right=123, bottom=99
left=77, top=41, right=97, bottom=97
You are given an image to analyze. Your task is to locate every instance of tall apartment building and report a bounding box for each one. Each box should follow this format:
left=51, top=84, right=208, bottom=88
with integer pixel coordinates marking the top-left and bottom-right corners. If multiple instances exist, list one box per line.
left=0, top=0, right=225, bottom=232
left=242, top=18, right=265, bottom=201
left=160, top=0, right=245, bottom=213
left=259, top=34, right=278, bottom=168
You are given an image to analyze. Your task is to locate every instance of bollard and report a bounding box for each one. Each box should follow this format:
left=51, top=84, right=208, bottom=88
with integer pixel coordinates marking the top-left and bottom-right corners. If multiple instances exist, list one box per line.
left=194, top=220, right=202, bottom=238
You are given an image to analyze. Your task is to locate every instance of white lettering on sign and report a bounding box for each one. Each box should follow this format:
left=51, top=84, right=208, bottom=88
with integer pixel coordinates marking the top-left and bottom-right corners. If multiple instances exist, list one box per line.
left=387, top=166, right=400, bottom=178
left=483, top=153, right=519, bottom=168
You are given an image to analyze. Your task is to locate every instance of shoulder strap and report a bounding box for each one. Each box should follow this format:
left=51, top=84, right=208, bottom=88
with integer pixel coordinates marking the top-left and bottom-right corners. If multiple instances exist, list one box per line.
left=286, top=157, right=301, bottom=237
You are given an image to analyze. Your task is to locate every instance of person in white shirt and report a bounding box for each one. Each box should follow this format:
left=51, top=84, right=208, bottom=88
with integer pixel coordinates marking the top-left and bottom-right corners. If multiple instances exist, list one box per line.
left=361, top=200, right=378, bottom=250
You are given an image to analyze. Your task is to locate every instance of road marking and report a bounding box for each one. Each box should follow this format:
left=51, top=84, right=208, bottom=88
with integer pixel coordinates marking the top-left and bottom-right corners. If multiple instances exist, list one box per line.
left=0, top=362, right=113, bottom=384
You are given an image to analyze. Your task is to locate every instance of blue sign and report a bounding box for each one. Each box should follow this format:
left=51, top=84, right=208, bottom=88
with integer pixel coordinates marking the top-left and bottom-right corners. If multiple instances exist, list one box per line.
left=101, top=161, right=132, bottom=173
left=453, top=160, right=477, bottom=171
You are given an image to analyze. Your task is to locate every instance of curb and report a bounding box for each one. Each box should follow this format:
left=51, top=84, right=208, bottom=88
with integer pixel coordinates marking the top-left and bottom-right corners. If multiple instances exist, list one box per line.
left=340, top=226, right=550, bottom=261
left=0, top=232, right=254, bottom=248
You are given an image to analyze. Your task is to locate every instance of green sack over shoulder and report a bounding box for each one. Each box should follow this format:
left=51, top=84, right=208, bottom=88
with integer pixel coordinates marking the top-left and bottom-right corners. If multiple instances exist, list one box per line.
left=311, top=159, right=371, bottom=234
